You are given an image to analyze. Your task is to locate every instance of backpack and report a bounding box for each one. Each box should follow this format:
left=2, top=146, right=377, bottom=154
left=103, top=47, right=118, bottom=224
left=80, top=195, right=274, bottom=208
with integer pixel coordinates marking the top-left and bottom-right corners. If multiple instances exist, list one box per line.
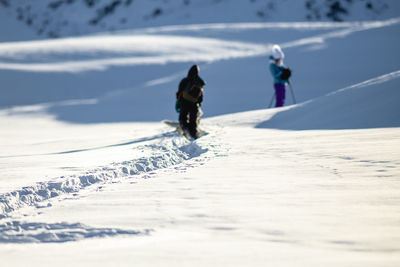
left=178, top=77, right=204, bottom=103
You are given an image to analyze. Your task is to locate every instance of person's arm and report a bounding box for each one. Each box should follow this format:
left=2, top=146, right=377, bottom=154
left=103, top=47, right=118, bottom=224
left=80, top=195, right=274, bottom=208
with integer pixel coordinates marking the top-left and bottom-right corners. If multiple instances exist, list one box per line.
left=270, top=64, right=282, bottom=80
left=197, top=90, right=203, bottom=105
left=177, top=79, right=187, bottom=99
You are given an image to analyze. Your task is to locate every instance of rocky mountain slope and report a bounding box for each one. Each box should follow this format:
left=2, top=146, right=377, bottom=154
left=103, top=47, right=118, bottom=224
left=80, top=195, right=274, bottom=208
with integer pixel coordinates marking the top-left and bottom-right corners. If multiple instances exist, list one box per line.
left=0, top=0, right=396, bottom=40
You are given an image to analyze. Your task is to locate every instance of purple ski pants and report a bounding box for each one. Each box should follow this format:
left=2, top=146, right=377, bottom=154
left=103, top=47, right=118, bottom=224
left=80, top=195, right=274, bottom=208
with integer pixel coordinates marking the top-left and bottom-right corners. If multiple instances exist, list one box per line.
left=274, top=83, right=286, bottom=107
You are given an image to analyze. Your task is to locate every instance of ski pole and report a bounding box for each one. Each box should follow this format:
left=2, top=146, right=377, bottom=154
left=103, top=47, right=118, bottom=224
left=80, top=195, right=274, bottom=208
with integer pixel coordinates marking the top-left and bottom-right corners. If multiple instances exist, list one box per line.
left=288, top=80, right=296, bottom=104
left=268, top=91, right=275, bottom=108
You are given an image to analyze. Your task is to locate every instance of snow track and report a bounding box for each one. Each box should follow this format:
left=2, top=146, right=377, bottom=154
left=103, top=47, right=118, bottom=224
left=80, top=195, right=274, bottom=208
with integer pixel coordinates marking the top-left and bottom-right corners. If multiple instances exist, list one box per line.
left=0, top=131, right=213, bottom=219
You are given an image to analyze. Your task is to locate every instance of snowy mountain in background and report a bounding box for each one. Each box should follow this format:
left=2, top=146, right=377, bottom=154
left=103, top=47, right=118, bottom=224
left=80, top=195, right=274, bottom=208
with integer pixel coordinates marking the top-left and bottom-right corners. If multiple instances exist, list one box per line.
left=0, top=0, right=398, bottom=41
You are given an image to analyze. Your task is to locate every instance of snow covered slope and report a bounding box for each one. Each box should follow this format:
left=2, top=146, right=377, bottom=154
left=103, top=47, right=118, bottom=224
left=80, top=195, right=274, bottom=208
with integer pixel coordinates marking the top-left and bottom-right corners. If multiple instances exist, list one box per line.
left=1, top=18, right=399, bottom=122
left=0, top=74, right=399, bottom=265
left=257, top=70, right=400, bottom=130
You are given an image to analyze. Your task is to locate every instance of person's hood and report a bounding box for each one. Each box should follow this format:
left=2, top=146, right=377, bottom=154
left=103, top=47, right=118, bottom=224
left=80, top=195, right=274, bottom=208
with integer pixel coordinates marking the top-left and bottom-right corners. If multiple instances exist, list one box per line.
left=271, top=44, right=285, bottom=60
left=188, top=65, right=199, bottom=78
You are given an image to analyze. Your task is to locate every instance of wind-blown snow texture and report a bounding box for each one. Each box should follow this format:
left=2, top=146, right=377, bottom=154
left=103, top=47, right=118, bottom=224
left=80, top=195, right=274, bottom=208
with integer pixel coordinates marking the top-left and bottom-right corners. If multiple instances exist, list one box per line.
left=0, top=1, right=400, bottom=266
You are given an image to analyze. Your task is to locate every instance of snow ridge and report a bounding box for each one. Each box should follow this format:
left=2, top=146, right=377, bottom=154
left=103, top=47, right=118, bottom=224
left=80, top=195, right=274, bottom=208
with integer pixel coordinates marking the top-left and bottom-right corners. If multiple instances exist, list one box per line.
left=329, top=69, right=400, bottom=95
left=0, top=34, right=266, bottom=73
left=0, top=221, right=152, bottom=243
left=0, top=134, right=209, bottom=218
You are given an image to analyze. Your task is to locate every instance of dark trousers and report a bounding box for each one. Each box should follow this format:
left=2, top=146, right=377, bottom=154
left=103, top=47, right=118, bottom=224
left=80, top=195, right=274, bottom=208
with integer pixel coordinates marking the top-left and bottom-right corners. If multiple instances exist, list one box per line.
left=179, top=100, right=200, bottom=138
left=274, top=83, right=286, bottom=107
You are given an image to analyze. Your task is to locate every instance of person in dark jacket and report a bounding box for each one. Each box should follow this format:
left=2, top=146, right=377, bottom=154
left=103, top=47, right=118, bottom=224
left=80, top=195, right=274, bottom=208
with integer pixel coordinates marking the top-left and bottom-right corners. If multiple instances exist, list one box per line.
left=175, top=65, right=205, bottom=139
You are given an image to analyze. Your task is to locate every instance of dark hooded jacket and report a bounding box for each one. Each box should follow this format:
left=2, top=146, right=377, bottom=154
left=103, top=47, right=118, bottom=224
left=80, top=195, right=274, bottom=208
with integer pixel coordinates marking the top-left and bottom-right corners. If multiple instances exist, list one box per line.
left=176, top=65, right=205, bottom=105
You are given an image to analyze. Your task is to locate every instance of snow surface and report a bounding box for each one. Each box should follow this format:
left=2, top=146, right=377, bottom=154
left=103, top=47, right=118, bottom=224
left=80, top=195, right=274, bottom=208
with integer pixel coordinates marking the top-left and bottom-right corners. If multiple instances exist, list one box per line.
left=1, top=2, right=400, bottom=266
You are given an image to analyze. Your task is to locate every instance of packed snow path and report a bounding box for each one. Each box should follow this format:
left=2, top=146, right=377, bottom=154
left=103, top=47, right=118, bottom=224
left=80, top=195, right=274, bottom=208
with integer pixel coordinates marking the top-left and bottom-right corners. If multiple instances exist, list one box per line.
left=0, top=120, right=224, bottom=218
